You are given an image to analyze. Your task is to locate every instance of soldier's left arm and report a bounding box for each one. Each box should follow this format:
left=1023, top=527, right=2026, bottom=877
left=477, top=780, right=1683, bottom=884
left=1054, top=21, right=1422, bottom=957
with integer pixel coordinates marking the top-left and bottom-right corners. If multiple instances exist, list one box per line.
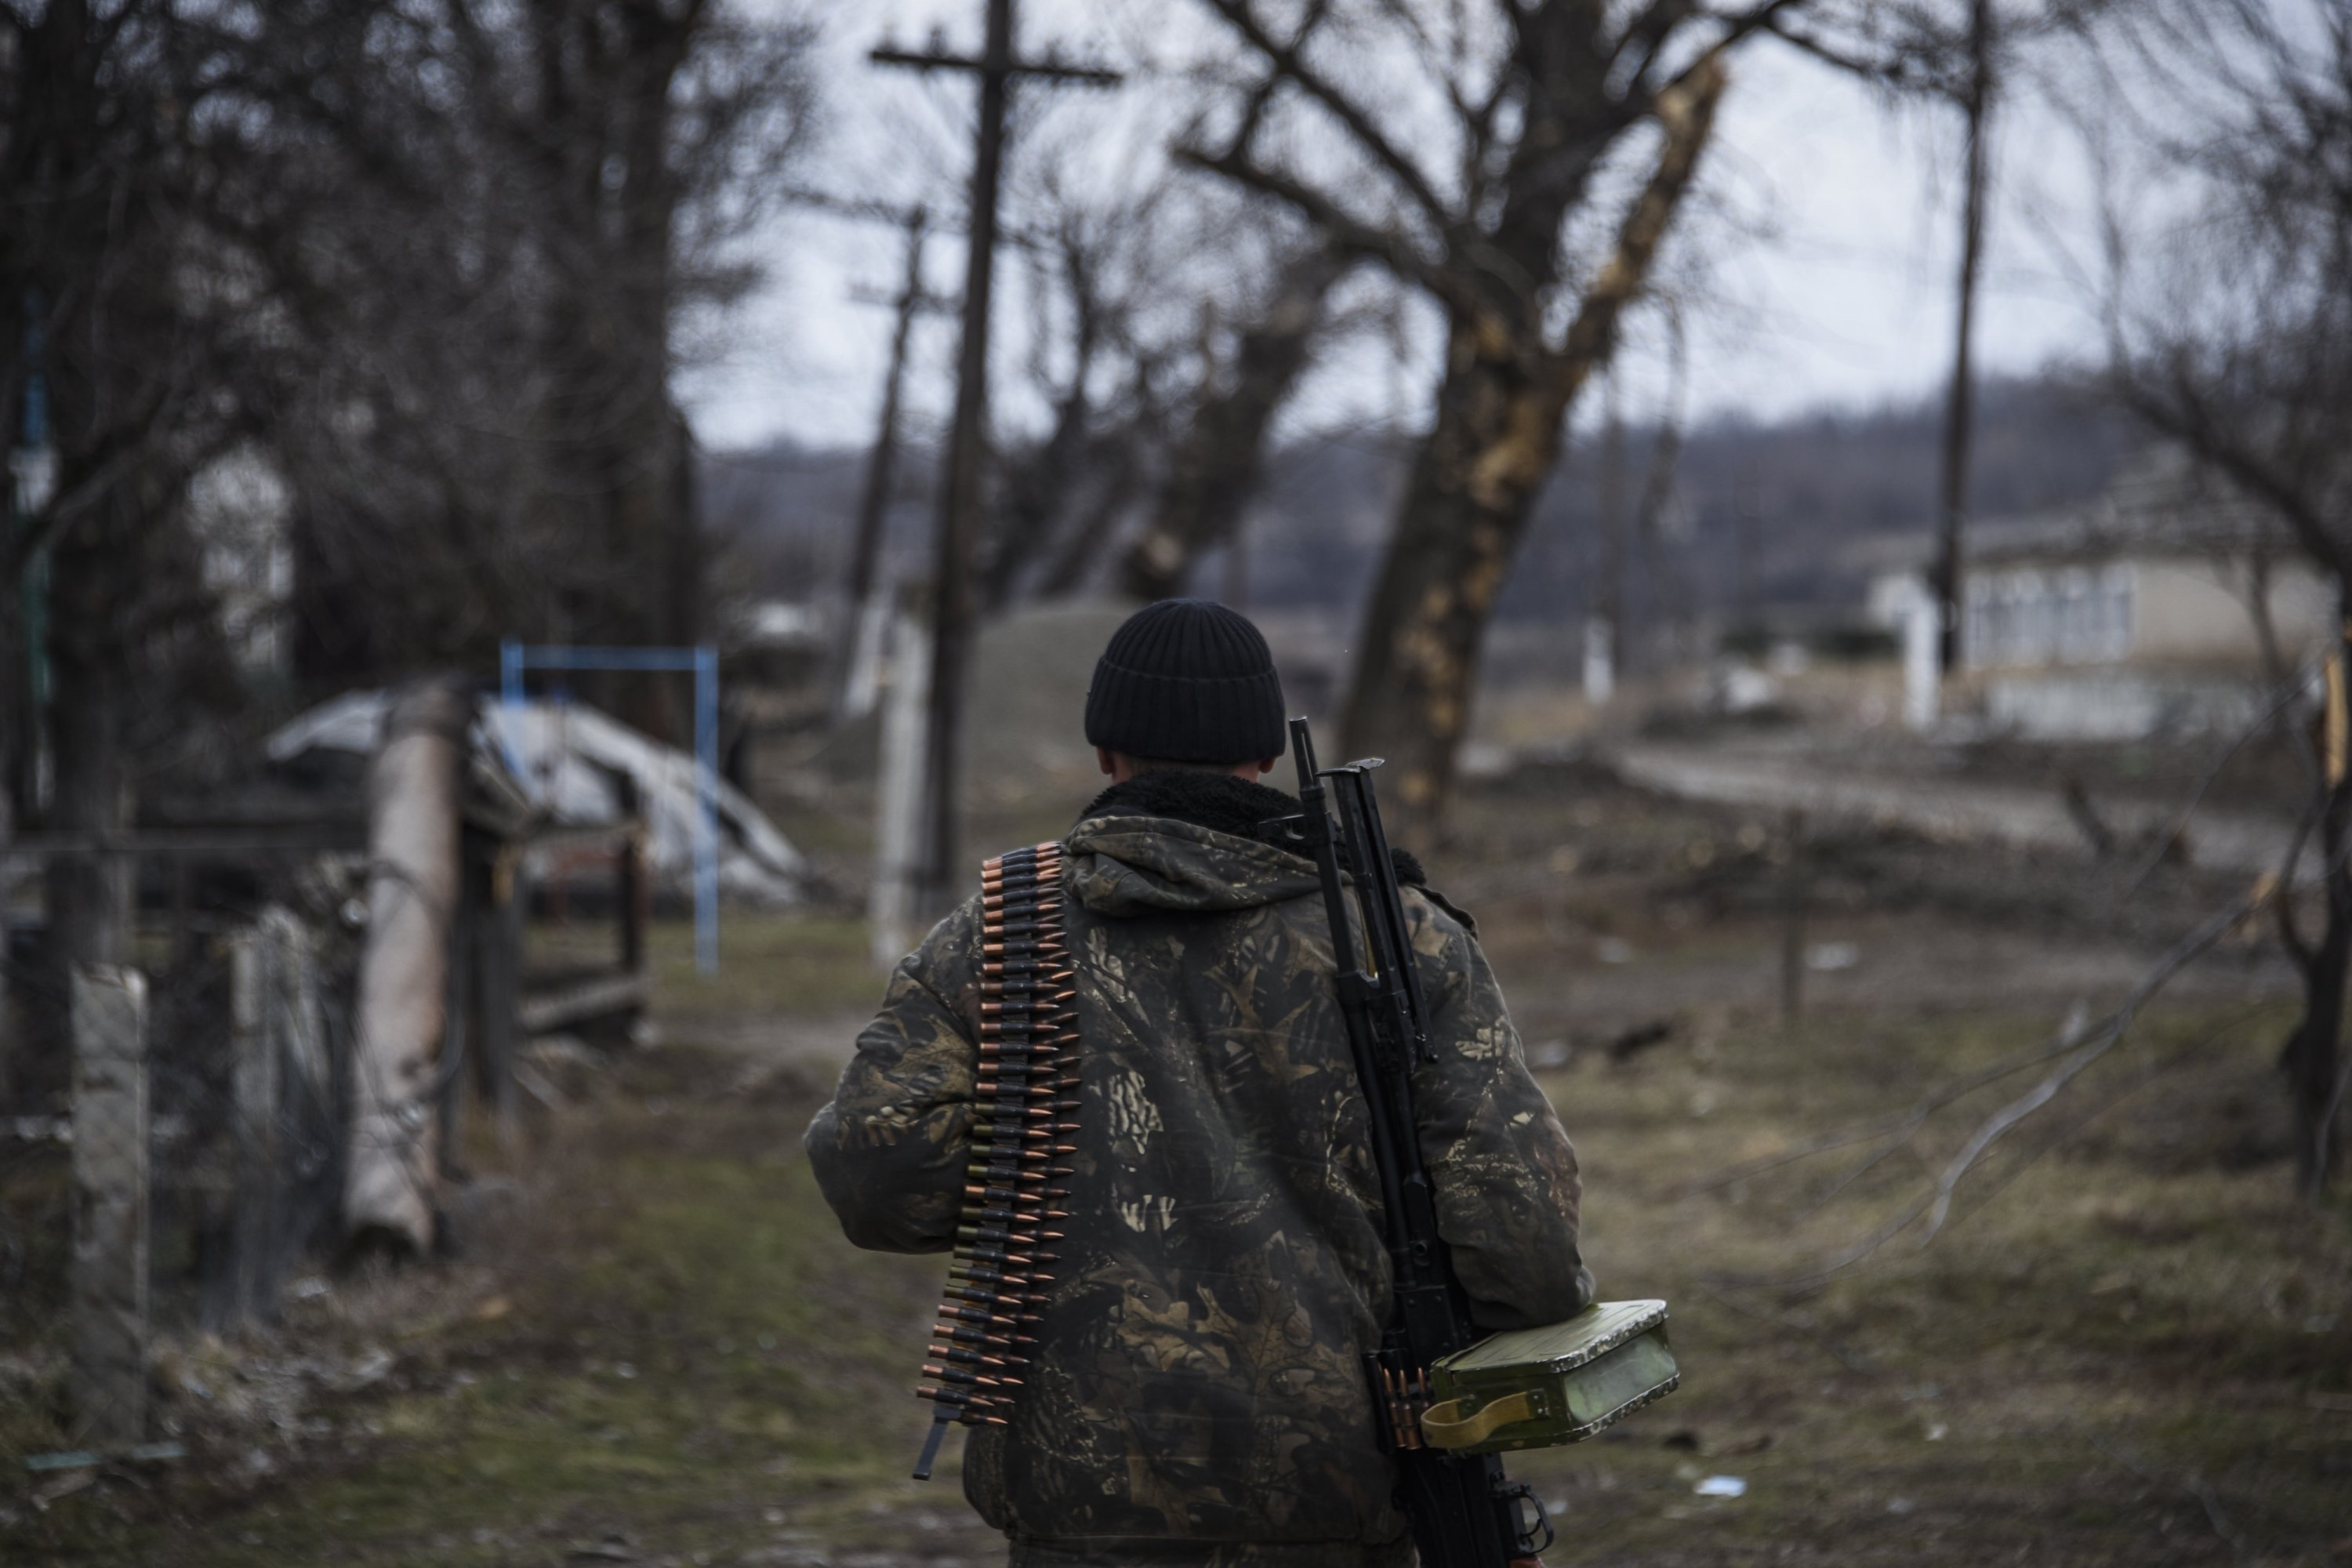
left=801, top=899, right=982, bottom=1254
left=1406, top=894, right=1597, bottom=1331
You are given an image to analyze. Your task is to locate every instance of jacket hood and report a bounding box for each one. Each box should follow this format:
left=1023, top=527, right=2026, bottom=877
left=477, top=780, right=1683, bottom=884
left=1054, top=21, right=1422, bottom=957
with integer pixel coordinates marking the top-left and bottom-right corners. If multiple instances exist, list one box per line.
left=1065, top=773, right=1322, bottom=916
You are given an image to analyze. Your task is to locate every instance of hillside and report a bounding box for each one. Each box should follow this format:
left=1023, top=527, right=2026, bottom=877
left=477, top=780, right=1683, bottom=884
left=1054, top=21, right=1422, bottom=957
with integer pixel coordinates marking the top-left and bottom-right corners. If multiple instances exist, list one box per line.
left=704, top=376, right=2136, bottom=657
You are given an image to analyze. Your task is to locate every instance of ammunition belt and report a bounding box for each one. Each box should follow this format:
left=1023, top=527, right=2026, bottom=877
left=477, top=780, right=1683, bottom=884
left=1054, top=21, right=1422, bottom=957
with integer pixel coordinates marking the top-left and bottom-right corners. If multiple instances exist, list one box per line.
left=911, top=840, right=1077, bottom=1479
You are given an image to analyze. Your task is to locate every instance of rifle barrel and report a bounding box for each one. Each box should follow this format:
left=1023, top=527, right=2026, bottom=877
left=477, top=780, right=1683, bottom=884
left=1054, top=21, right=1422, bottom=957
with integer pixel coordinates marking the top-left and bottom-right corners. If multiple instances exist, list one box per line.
left=1287, top=717, right=1552, bottom=1567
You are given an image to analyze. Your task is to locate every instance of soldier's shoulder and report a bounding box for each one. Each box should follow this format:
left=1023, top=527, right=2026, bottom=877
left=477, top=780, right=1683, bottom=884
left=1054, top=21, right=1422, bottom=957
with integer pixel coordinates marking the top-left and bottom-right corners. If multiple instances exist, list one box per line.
left=1402, top=878, right=1479, bottom=942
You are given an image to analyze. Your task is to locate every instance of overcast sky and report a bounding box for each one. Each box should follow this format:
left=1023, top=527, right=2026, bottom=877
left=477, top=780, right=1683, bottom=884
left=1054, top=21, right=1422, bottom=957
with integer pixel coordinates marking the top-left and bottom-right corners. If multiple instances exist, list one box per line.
left=677, top=1, right=2122, bottom=456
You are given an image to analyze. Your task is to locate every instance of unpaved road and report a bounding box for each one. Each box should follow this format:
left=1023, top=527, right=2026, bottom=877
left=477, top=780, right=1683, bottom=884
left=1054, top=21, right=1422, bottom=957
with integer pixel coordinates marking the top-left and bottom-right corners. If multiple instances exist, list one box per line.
left=1613, top=741, right=2302, bottom=879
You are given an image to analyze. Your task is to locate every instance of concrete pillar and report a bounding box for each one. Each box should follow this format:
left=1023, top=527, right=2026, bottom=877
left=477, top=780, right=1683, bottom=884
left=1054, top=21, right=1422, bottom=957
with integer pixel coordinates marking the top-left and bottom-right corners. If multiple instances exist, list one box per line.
left=1904, top=589, right=1941, bottom=733
left=70, top=965, right=148, bottom=1448
left=841, top=593, right=891, bottom=724
left=226, top=931, right=281, bottom=1326
left=1583, top=618, right=1616, bottom=706
left=344, top=680, right=466, bottom=1255
left=871, top=611, right=931, bottom=970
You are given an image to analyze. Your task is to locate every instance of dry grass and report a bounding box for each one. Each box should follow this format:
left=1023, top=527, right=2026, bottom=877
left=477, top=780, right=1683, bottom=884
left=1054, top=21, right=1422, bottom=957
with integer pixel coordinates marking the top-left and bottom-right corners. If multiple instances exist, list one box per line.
left=4, top=766, right=2349, bottom=1566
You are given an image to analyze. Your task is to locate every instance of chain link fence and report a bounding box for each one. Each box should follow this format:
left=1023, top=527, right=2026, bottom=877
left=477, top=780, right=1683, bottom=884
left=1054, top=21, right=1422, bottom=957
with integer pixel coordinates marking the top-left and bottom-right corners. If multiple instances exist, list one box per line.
left=1, top=889, right=360, bottom=1451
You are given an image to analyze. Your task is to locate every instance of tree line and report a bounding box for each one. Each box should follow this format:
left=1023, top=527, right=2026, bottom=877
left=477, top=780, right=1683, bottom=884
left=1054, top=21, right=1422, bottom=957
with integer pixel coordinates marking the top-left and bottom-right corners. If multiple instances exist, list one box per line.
left=2, top=0, right=815, bottom=1049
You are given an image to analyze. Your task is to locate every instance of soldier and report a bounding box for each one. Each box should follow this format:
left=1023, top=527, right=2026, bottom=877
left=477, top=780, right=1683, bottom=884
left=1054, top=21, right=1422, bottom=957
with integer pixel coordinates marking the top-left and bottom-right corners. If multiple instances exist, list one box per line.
left=805, top=598, right=1592, bottom=1566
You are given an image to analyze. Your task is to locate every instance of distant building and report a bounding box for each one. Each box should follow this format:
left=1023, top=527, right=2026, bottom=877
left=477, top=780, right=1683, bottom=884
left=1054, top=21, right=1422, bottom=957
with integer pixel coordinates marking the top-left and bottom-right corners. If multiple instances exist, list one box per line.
left=190, top=447, right=293, bottom=675
left=1867, top=447, right=2331, bottom=739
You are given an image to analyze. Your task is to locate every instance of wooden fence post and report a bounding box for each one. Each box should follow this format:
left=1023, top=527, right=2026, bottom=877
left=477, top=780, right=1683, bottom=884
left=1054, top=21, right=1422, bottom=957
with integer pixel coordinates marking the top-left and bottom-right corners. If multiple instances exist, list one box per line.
left=264, top=908, right=336, bottom=1282
left=227, top=931, right=281, bottom=1327
left=1780, top=808, right=1808, bottom=1033
left=70, top=965, right=149, bottom=1448
left=472, top=844, right=521, bottom=1140
left=263, top=906, right=332, bottom=1171
left=615, top=777, right=646, bottom=978
left=438, top=849, right=475, bottom=1178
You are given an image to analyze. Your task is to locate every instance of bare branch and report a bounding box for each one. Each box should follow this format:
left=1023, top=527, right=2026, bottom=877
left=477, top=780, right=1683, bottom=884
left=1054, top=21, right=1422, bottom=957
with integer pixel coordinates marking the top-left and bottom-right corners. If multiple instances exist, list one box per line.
left=1196, top=0, right=1458, bottom=234
left=1548, top=55, right=1726, bottom=386
left=1682, top=1000, right=2099, bottom=1199
left=1760, top=12, right=1958, bottom=100
left=1, top=369, right=192, bottom=585
left=1613, top=1, right=1700, bottom=93
left=1172, top=142, right=1474, bottom=318
left=1705, top=884, right=2271, bottom=1287
left=1367, top=0, right=1488, bottom=139
left=2121, top=673, right=2318, bottom=898
left=2109, top=360, right=2352, bottom=583
left=2270, top=793, right=2325, bottom=976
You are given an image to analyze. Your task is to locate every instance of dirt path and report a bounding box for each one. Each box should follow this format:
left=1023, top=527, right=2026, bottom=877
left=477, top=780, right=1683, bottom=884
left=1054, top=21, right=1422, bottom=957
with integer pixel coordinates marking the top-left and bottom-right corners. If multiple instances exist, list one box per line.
left=7, top=771, right=2347, bottom=1567
left=1613, top=740, right=2300, bottom=877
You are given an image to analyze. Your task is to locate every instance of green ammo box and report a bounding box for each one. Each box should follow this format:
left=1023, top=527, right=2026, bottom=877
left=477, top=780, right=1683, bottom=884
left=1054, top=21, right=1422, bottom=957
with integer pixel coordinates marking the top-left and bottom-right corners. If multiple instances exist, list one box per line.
left=1419, top=1300, right=1679, bottom=1456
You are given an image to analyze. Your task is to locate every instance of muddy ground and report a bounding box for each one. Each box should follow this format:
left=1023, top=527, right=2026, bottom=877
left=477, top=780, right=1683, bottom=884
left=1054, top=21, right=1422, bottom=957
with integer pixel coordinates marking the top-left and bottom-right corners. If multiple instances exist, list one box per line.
left=4, top=755, right=2350, bottom=1566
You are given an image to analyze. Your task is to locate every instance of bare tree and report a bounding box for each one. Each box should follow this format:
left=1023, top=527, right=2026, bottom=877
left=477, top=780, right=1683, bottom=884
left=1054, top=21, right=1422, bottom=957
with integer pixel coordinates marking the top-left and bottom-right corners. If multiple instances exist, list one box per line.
left=2097, top=0, right=2352, bottom=1195
left=1176, top=1, right=1947, bottom=829
left=1, top=0, right=253, bottom=1010
left=955, top=118, right=1356, bottom=611
left=1119, top=234, right=1355, bottom=602
left=216, top=0, right=816, bottom=735
left=979, top=180, right=1135, bottom=610
left=0, top=0, right=818, bottom=1103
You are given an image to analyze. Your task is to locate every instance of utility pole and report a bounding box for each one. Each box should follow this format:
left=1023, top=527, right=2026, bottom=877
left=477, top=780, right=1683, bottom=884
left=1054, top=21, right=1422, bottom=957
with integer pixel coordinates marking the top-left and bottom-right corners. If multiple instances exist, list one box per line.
left=1933, top=0, right=1993, bottom=675
left=873, top=5, right=1117, bottom=918
left=832, top=206, right=947, bottom=727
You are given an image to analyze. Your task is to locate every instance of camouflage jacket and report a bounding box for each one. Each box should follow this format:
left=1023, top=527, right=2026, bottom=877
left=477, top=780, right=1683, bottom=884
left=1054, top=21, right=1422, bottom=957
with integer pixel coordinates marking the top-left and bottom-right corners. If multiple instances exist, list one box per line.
left=804, top=773, right=1594, bottom=1561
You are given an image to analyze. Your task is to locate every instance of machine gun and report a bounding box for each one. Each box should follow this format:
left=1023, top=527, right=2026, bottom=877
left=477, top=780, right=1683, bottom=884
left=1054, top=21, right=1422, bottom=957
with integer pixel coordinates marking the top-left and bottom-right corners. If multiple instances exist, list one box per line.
left=1282, top=717, right=1679, bottom=1568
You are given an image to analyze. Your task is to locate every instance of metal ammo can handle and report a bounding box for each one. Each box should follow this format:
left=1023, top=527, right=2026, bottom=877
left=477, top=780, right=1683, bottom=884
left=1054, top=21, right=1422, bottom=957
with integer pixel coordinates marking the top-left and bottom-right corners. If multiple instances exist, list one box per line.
left=1420, top=1391, right=1540, bottom=1450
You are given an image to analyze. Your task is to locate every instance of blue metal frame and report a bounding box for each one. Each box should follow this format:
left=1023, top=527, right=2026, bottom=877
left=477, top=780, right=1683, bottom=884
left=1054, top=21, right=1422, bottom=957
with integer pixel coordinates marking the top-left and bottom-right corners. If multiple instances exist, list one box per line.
left=500, top=639, right=722, bottom=974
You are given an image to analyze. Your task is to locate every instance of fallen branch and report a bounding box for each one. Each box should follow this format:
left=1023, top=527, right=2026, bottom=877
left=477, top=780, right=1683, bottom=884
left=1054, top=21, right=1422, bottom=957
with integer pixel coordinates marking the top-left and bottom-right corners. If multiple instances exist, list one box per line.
left=1791, top=1000, right=2090, bottom=1221
left=2122, top=670, right=2317, bottom=898
left=1681, top=999, right=2096, bottom=1199
left=1702, top=888, right=2268, bottom=1290
left=1918, top=1004, right=2278, bottom=1240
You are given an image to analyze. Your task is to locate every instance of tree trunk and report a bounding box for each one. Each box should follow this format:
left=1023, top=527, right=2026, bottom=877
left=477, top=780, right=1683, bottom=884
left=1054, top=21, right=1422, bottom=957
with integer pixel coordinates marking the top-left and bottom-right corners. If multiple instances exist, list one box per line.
left=44, top=629, right=129, bottom=975
left=1338, top=325, right=1567, bottom=828
left=1121, top=241, right=1351, bottom=602
left=1334, top=61, right=1725, bottom=832
left=517, top=1, right=697, bottom=746
left=39, top=515, right=136, bottom=1102
left=2288, top=660, right=2352, bottom=1196
left=1037, top=436, right=1147, bottom=597
left=2287, top=866, right=2347, bottom=1198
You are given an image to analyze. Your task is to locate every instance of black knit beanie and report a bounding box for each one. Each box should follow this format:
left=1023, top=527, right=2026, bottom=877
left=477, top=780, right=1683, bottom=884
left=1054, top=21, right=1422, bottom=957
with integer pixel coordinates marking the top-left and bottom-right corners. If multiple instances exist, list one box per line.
left=1083, top=600, right=1287, bottom=764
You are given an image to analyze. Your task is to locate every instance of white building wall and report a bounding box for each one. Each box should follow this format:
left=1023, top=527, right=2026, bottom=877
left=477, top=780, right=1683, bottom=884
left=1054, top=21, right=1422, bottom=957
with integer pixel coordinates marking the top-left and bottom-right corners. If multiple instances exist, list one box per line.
left=1965, top=554, right=2331, bottom=673
left=2130, top=558, right=2332, bottom=665
left=1964, top=563, right=2134, bottom=671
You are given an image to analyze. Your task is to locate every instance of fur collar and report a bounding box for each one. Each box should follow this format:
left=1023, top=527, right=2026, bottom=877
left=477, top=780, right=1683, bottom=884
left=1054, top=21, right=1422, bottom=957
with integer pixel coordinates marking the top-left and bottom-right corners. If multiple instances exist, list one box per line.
left=1079, top=771, right=1299, bottom=843
left=1076, top=771, right=1427, bottom=887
